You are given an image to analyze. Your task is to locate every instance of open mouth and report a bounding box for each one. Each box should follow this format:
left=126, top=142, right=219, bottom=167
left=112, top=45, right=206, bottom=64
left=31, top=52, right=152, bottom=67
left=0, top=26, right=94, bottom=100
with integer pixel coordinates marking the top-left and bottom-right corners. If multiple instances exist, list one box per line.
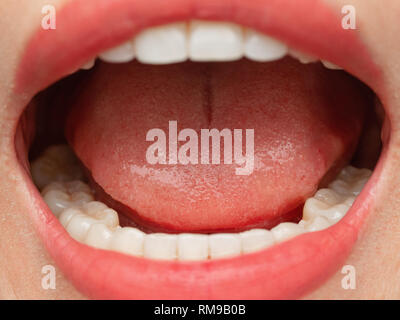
left=13, top=0, right=388, bottom=299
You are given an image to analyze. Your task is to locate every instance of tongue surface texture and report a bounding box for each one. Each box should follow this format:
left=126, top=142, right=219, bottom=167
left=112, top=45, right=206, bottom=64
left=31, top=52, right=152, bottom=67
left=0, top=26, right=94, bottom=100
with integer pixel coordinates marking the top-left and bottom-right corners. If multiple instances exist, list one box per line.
left=66, top=58, right=367, bottom=232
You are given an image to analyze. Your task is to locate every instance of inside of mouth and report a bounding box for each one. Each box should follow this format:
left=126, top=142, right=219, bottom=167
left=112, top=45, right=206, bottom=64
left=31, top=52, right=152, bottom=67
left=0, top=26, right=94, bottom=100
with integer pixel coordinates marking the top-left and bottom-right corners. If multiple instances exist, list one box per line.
left=17, top=21, right=383, bottom=261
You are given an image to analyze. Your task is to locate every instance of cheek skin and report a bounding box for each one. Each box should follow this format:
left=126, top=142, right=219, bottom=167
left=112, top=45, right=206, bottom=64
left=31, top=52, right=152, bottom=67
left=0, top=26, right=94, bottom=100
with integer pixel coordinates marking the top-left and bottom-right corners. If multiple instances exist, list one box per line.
left=0, top=0, right=399, bottom=299
left=306, top=0, right=400, bottom=299
left=0, top=0, right=84, bottom=299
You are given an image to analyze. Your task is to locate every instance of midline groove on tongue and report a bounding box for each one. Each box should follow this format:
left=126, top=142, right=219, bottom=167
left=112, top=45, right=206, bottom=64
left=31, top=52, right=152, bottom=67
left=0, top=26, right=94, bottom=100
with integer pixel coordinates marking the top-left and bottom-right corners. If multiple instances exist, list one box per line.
left=203, top=67, right=213, bottom=124
left=65, top=58, right=368, bottom=232
left=32, top=145, right=371, bottom=261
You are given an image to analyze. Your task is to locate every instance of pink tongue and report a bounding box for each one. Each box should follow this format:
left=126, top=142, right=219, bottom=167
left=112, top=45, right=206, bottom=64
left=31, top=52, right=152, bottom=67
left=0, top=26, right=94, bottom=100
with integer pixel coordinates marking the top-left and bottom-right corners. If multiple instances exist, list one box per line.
left=66, top=58, right=367, bottom=232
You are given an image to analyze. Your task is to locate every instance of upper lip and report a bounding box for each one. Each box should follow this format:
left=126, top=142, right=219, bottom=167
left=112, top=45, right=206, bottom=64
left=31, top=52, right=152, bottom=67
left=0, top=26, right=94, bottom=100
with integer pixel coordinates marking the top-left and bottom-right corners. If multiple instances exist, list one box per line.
left=16, top=0, right=382, bottom=96
left=13, top=0, right=386, bottom=299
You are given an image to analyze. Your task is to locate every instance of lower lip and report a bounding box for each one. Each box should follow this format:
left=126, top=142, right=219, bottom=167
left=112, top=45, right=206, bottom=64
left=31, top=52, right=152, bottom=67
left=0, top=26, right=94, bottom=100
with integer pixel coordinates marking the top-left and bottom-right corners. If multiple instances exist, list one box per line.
left=24, top=152, right=384, bottom=299
left=15, top=0, right=384, bottom=299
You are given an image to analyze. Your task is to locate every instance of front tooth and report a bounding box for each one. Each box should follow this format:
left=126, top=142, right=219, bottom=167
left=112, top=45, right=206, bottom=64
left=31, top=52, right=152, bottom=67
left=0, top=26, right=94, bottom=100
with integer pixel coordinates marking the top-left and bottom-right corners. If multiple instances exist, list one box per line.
left=110, top=227, right=145, bottom=256
left=85, top=223, right=113, bottom=249
left=189, top=21, right=243, bottom=61
left=177, top=234, right=209, bottom=261
left=99, top=41, right=135, bottom=63
left=134, top=22, right=188, bottom=64
left=240, top=229, right=275, bottom=253
left=65, top=214, right=98, bottom=242
left=144, top=233, right=177, bottom=260
left=209, top=234, right=241, bottom=259
left=42, top=189, right=71, bottom=217
left=271, top=222, right=305, bottom=242
left=321, top=60, right=342, bottom=70
left=244, top=29, right=287, bottom=62
left=82, top=201, right=119, bottom=228
left=289, top=49, right=318, bottom=64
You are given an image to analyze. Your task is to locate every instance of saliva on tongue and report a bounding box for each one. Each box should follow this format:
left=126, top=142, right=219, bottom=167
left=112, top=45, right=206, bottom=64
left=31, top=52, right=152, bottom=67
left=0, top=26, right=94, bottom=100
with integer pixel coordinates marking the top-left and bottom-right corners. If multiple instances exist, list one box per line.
left=65, top=58, right=368, bottom=233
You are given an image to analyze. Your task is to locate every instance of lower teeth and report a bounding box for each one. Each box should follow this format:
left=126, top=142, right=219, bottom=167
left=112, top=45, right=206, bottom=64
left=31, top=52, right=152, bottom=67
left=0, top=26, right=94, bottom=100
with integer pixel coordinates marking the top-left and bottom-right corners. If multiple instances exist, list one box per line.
left=31, top=144, right=372, bottom=261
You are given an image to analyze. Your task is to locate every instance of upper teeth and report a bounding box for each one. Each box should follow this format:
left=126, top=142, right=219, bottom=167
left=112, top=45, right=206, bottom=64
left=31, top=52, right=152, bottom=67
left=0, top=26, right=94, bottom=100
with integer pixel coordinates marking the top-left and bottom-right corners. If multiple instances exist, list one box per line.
left=82, top=20, right=342, bottom=70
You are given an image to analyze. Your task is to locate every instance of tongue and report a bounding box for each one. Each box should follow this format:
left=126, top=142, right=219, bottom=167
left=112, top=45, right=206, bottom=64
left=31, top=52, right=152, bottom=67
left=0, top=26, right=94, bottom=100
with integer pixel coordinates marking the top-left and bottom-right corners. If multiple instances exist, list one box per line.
left=66, top=58, right=367, bottom=232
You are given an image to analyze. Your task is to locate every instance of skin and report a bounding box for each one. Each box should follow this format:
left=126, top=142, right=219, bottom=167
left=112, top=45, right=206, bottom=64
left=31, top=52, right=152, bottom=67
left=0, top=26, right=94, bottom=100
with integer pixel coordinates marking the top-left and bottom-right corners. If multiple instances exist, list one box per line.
left=0, top=0, right=399, bottom=299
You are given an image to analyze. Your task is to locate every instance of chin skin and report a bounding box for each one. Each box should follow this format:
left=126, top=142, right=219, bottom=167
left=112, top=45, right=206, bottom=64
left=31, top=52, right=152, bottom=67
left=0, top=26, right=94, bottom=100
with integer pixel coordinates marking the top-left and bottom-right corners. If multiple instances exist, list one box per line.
left=0, top=0, right=399, bottom=299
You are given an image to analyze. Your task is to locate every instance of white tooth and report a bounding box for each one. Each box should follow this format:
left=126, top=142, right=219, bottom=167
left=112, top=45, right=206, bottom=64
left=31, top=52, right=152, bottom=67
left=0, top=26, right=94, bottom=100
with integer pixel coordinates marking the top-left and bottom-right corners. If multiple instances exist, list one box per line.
left=344, top=196, right=356, bottom=207
left=82, top=201, right=108, bottom=212
left=82, top=201, right=119, bottom=228
left=42, top=182, right=67, bottom=195
left=321, top=60, right=342, bottom=70
left=65, top=180, right=93, bottom=194
left=110, top=227, right=145, bottom=256
left=329, top=179, right=367, bottom=197
left=189, top=21, right=243, bottom=61
left=177, top=234, right=209, bottom=261
left=289, top=49, right=318, bottom=64
left=303, top=198, right=349, bottom=223
left=81, top=59, right=96, bottom=70
left=313, top=188, right=344, bottom=206
left=349, top=178, right=369, bottom=195
left=271, top=222, right=305, bottom=242
left=31, top=145, right=83, bottom=190
left=303, top=198, right=331, bottom=221
left=240, top=229, right=275, bottom=254
left=70, top=191, right=94, bottom=206
left=339, top=166, right=372, bottom=183
left=43, top=189, right=71, bottom=217
left=209, top=234, right=241, bottom=259
left=134, top=22, right=188, bottom=64
left=42, top=180, right=94, bottom=216
left=59, top=207, right=82, bottom=228
left=244, top=29, right=287, bottom=62
left=336, top=167, right=371, bottom=195
left=34, top=146, right=372, bottom=257
left=95, top=208, right=119, bottom=228
left=302, top=216, right=332, bottom=232
left=85, top=223, right=113, bottom=249
left=144, top=233, right=177, bottom=260
left=329, top=179, right=352, bottom=196
left=99, top=41, right=135, bottom=63
left=65, top=214, right=98, bottom=242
